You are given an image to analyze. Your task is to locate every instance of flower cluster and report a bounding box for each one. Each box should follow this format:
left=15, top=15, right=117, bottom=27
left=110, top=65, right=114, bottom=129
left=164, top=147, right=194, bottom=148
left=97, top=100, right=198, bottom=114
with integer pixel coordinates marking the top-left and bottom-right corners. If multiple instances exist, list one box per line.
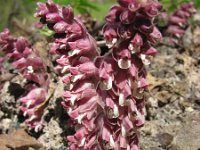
left=101, top=0, right=162, bottom=149
left=164, top=2, right=196, bottom=44
left=35, top=0, right=162, bottom=149
left=36, top=0, right=102, bottom=149
left=0, top=29, right=49, bottom=132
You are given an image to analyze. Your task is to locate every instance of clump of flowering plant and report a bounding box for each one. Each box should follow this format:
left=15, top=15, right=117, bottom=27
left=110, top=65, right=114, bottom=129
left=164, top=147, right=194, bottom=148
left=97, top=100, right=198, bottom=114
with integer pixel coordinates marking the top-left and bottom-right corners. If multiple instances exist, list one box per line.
left=0, top=29, right=49, bottom=132
left=0, top=0, right=163, bottom=149
left=164, top=2, right=196, bottom=45
left=36, top=0, right=162, bottom=149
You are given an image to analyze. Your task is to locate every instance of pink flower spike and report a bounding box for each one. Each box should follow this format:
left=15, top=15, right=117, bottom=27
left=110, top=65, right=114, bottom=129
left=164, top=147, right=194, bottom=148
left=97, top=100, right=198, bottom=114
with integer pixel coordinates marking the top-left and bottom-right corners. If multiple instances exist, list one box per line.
left=102, top=0, right=162, bottom=149
left=164, top=2, right=196, bottom=44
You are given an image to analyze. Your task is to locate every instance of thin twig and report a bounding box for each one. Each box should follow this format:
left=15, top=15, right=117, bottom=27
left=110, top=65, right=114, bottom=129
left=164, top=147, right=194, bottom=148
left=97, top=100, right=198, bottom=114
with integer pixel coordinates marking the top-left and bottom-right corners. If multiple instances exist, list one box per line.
left=92, top=22, right=105, bottom=34
left=7, top=0, right=19, bottom=28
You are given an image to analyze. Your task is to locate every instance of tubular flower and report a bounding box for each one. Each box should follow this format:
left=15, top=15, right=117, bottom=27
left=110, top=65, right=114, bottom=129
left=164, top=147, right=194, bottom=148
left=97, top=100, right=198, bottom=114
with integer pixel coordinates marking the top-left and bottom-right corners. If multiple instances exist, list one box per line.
left=102, top=0, right=162, bottom=149
left=0, top=29, right=49, bottom=132
left=164, top=2, right=196, bottom=44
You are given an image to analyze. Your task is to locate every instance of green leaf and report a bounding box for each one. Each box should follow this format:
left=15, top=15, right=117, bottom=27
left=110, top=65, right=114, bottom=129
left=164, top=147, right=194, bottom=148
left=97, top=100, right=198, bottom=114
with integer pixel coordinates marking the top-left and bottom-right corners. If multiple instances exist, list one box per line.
left=160, top=0, right=198, bottom=13
left=52, top=0, right=99, bottom=13
left=39, top=26, right=54, bottom=37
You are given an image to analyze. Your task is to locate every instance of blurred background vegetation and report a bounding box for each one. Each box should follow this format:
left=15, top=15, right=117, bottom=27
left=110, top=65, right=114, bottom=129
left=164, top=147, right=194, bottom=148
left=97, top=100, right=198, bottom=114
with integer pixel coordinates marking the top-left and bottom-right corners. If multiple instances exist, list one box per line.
left=0, top=0, right=115, bottom=32
left=160, top=0, right=200, bottom=12
left=0, top=0, right=199, bottom=32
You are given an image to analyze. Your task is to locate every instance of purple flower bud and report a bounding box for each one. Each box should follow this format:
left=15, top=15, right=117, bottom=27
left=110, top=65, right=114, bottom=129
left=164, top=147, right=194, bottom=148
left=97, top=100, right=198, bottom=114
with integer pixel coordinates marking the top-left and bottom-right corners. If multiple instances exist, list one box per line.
left=106, top=6, right=124, bottom=23
left=66, top=22, right=84, bottom=36
left=142, top=45, right=157, bottom=56
left=46, top=0, right=59, bottom=13
left=135, top=14, right=154, bottom=33
left=62, top=6, right=74, bottom=23
left=15, top=37, right=29, bottom=52
left=95, top=57, right=116, bottom=90
left=73, top=62, right=98, bottom=76
left=143, top=2, right=162, bottom=18
left=68, top=38, right=97, bottom=57
left=36, top=2, right=49, bottom=17
left=181, top=2, right=196, bottom=14
left=117, top=24, right=134, bottom=39
left=120, top=10, right=135, bottom=24
left=129, top=33, right=143, bottom=53
left=56, top=55, right=70, bottom=66
left=113, top=45, right=131, bottom=69
left=169, top=16, right=187, bottom=27
left=148, top=27, right=162, bottom=44
left=165, top=25, right=185, bottom=38
left=128, top=1, right=140, bottom=12
left=175, top=10, right=190, bottom=18
left=20, top=87, right=47, bottom=131
left=46, top=13, right=62, bottom=23
left=12, top=57, right=27, bottom=69
left=103, top=24, right=118, bottom=48
left=53, top=21, right=68, bottom=33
